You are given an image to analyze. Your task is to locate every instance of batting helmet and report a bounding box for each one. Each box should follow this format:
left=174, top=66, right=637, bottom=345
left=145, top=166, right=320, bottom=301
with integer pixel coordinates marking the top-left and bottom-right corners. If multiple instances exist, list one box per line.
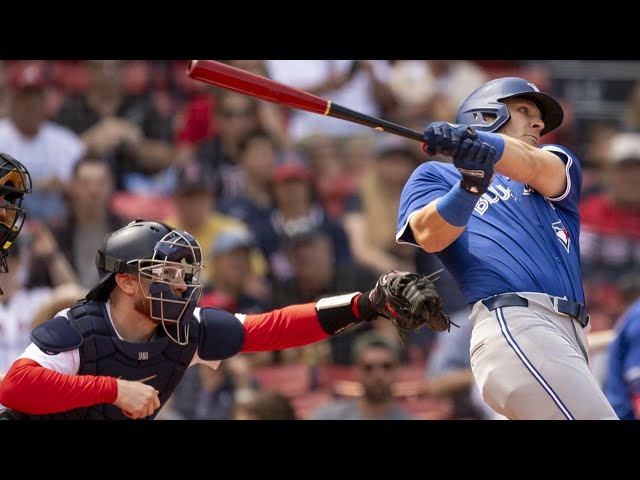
left=0, top=153, right=32, bottom=274
left=456, top=77, right=564, bottom=136
left=86, top=219, right=203, bottom=345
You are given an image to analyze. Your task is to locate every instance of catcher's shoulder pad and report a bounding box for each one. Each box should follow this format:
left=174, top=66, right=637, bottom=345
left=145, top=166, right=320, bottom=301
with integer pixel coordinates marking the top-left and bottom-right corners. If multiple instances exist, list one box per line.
left=31, top=315, right=84, bottom=354
left=198, top=307, right=245, bottom=360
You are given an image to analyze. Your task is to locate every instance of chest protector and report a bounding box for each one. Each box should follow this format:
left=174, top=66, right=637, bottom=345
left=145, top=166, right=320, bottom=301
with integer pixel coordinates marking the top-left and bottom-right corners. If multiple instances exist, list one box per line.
left=27, top=300, right=200, bottom=420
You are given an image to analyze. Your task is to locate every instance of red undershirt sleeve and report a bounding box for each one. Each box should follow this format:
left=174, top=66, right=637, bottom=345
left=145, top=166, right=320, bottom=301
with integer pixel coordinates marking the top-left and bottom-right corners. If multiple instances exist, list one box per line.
left=0, top=358, right=118, bottom=415
left=240, top=303, right=330, bottom=352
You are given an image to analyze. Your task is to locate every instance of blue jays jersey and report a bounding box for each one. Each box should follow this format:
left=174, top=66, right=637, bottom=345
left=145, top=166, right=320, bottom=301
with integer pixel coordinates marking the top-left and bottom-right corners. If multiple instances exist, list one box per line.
left=604, top=299, right=640, bottom=420
left=396, top=145, right=585, bottom=305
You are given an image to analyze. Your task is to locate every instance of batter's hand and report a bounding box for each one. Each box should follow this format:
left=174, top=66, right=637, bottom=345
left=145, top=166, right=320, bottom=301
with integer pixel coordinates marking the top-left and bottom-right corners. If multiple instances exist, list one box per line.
left=453, top=138, right=498, bottom=195
left=423, top=122, right=477, bottom=157
left=113, top=378, right=161, bottom=419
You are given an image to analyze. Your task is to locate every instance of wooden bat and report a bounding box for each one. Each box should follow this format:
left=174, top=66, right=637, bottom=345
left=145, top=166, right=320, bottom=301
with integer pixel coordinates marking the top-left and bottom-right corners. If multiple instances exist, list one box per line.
left=186, top=60, right=424, bottom=143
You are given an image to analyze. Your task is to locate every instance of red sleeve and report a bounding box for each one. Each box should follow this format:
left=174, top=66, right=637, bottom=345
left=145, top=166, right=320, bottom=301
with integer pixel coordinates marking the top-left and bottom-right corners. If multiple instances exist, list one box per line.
left=632, top=394, right=640, bottom=419
left=0, top=358, right=118, bottom=415
left=240, top=303, right=330, bottom=352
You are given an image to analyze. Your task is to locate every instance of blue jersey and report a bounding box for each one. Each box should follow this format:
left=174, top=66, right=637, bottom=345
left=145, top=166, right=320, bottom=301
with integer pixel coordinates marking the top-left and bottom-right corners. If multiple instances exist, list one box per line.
left=396, top=144, right=585, bottom=304
left=604, top=298, right=640, bottom=420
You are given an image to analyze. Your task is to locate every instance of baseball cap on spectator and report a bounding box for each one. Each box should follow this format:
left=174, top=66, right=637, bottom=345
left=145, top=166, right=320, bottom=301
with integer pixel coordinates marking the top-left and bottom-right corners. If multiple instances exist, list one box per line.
left=211, top=229, right=255, bottom=256
left=609, top=133, right=640, bottom=165
left=271, top=152, right=313, bottom=183
left=8, top=62, right=46, bottom=91
left=352, top=330, right=401, bottom=362
left=173, top=161, right=216, bottom=195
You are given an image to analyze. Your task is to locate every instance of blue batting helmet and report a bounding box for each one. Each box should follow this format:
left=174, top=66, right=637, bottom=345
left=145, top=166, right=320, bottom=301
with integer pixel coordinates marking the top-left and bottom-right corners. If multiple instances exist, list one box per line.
left=456, top=77, right=564, bottom=136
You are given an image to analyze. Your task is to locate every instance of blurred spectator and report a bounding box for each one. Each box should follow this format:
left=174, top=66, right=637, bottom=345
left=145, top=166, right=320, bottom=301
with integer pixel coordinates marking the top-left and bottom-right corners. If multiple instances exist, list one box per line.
left=0, top=61, right=85, bottom=224
left=604, top=272, right=640, bottom=419
left=580, top=132, right=640, bottom=332
left=306, top=134, right=370, bottom=220
left=55, top=60, right=176, bottom=194
left=266, top=60, right=390, bottom=142
left=162, top=161, right=268, bottom=290
left=171, top=356, right=260, bottom=420
left=309, top=331, right=413, bottom=420
left=178, top=60, right=289, bottom=156
left=271, top=223, right=380, bottom=365
left=192, top=89, right=264, bottom=202
left=623, top=80, right=640, bottom=132
left=199, top=229, right=268, bottom=313
left=261, top=158, right=352, bottom=283
left=0, top=61, right=8, bottom=118
left=342, top=135, right=421, bottom=275
left=425, top=308, right=504, bottom=419
left=30, top=282, right=88, bottom=330
left=385, top=60, right=488, bottom=127
left=27, top=155, right=126, bottom=289
left=233, top=390, right=297, bottom=420
left=216, top=128, right=278, bottom=235
left=0, top=238, right=77, bottom=375
left=580, top=121, right=618, bottom=198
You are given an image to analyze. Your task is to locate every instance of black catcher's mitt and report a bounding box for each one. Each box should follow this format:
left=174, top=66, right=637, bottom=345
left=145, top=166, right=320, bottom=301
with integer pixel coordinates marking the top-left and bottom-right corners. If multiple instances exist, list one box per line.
left=365, top=270, right=455, bottom=336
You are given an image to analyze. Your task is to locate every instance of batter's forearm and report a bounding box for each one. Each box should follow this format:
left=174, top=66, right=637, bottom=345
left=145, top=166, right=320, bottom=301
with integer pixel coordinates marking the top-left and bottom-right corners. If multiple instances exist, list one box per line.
left=492, top=134, right=539, bottom=182
left=490, top=134, right=567, bottom=197
left=409, top=198, right=467, bottom=253
left=0, top=358, right=117, bottom=414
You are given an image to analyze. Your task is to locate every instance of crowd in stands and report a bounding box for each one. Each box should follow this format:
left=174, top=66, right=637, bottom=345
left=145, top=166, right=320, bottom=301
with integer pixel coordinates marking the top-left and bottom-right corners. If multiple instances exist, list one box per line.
left=1, top=59, right=638, bottom=419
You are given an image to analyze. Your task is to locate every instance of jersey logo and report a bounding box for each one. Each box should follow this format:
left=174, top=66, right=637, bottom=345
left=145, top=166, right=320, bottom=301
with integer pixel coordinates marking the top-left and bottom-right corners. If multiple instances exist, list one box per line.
left=474, top=185, right=512, bottom=215
left=552, top=221, right=571, bottom=252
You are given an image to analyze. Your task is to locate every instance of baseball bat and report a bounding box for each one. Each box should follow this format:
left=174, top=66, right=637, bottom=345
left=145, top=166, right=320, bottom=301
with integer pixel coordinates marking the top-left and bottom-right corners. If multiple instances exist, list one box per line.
left=186, top=60, right=424, bottom=143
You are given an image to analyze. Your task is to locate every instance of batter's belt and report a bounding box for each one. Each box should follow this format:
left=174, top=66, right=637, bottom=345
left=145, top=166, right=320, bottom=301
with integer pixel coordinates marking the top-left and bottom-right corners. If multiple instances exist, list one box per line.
left=481, top=293, right=589, bottom=328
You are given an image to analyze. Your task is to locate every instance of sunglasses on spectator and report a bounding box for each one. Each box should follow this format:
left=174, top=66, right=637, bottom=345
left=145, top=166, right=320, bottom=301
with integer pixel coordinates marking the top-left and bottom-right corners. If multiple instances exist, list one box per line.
left=358, top=361, right=396, bottom=373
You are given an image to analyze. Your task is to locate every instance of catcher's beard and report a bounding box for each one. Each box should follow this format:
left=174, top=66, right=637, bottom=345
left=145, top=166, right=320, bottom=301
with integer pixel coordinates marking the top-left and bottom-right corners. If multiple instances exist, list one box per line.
left=133, top=289, right=155, bottom=320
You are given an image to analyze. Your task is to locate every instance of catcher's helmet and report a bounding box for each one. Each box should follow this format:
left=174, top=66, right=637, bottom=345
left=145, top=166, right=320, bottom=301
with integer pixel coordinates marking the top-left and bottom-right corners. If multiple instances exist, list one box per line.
left=456, top=77, right=564, bottom=136
left=86, top=219, right=203, bottom=345
left=0, top=153, right=32, bottom=274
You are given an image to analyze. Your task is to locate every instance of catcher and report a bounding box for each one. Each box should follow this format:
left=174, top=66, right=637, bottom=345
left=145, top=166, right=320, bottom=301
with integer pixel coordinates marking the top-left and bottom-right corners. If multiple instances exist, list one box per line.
left=0, top=219, right=450, bottom=420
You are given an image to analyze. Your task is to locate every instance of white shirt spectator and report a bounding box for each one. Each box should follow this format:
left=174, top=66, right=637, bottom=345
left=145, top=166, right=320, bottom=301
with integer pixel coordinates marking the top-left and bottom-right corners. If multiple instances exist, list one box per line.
left=266, top=60, right=389, bottom=142
left=0, top=118, right=85, bottom=221
left=0, top=286, right=52, bottom=375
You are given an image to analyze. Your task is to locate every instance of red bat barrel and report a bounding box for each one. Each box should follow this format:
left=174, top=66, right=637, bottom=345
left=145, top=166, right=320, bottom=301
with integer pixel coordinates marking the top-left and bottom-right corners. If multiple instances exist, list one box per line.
left=186, top=60, right=330, bottom=115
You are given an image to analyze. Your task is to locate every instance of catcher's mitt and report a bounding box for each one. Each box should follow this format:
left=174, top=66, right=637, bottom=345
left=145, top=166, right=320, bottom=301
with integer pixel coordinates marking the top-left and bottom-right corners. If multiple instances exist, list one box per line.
left=365, top=270, right=455, bottom=336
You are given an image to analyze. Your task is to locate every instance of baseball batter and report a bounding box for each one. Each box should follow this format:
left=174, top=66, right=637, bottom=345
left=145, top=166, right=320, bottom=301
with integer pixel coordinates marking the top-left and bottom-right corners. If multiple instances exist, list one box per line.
left=0, top=219, right=447, bottom=420
left=396, top=77, right=617, bottom=419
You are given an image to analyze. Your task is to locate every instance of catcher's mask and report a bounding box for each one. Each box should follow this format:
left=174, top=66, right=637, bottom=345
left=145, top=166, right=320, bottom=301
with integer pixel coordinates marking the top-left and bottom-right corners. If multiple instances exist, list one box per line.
left=0, top=153, right=32, bottom=275
left=86, top=219, right=203, bottom=345
left=456, top=77, right=564, bottom=136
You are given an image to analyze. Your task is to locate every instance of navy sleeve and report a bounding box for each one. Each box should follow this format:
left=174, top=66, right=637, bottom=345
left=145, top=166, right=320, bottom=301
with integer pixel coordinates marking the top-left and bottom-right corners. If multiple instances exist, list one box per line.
left=198, top=308, right=246, bottom=360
